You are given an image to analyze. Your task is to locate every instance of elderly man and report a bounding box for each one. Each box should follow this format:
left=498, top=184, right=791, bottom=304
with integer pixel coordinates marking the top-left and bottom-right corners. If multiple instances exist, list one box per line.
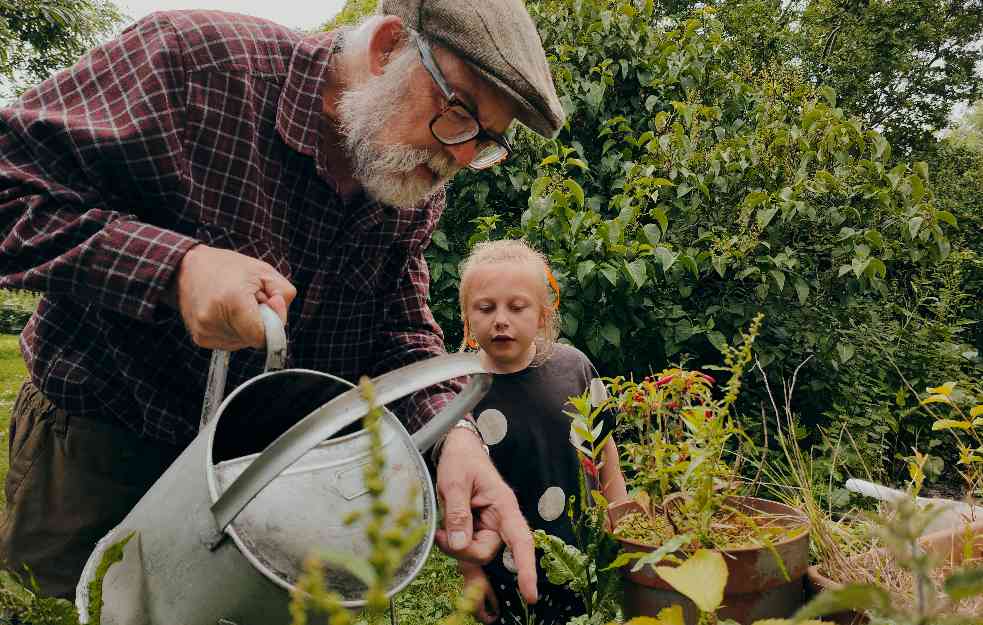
left=0, top=0, right=564, bottom=600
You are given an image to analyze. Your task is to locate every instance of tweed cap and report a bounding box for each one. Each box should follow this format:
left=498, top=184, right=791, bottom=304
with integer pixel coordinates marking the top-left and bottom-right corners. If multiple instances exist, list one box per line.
left=380, top=0, right=565, bottom=138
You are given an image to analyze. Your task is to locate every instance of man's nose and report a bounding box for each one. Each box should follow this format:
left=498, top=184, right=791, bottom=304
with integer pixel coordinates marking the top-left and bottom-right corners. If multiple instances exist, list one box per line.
left=445, top=140, right=477, bottom=168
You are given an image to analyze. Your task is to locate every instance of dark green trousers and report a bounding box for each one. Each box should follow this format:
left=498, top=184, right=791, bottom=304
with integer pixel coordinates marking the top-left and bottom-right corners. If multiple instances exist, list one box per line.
left=0, top=381, right=181, bottom=598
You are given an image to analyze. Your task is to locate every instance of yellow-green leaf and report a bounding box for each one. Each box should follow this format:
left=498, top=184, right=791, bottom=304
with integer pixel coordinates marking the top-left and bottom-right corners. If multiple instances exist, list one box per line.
left=920, top=394, right=951, bottom=406
left=970, top=405, right=983, bottom=418
left=655, top=549, right=727, bottom=613
left=932, top=419, right=972, bottom=431
left=624, top=606, right=685, bottom=625
left=927, top=382, right=957, bottom=396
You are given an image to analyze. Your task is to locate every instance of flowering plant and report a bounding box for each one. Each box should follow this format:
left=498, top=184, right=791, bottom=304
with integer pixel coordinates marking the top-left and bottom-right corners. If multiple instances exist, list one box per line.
left=609, top=314, right=763, bottom=547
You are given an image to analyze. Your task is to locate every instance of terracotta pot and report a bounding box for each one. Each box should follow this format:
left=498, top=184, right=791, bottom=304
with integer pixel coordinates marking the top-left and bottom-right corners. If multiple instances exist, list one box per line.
left=608, top=496, right=810, bottom=625
left=805, top=518, right=983, bottom=625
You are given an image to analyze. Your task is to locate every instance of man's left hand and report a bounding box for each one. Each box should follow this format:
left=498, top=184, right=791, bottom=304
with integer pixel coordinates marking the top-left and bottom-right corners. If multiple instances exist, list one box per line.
left=434, top=428, right=538, bottom=604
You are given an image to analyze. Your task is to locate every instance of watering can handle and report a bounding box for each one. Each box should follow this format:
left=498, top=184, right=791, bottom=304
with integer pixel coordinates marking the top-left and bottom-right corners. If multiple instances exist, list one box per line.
left=209, top=353, right=491, bottom=540
left=200, top=304, right=287, bottom=429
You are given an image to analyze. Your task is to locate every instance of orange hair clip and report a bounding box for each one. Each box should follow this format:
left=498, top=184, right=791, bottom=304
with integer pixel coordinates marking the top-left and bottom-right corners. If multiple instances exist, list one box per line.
left=463, top=318, right=479, bottom=349
left=545, top=266, right=561, bottom=311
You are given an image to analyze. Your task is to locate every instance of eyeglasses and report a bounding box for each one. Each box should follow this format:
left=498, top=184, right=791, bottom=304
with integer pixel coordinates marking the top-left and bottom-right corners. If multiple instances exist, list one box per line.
left=411, top=32, right=513, bottom=170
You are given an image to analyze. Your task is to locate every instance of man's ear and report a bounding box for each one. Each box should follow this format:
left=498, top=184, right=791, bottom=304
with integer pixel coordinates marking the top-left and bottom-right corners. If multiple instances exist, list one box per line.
left=367, top=15, right=407, bottom=77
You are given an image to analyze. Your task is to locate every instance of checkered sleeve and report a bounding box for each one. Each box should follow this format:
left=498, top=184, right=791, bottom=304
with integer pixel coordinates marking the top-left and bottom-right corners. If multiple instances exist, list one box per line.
left=373, top=193, right=464, bottom=433
left=375, top=246, right=464, bottom=433
left=0, top=14, right=199, bottom=321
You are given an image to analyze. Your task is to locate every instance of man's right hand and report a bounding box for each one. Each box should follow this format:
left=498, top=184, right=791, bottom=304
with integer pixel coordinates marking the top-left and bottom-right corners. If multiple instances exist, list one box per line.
left=166, top=244, right=296, bottom=349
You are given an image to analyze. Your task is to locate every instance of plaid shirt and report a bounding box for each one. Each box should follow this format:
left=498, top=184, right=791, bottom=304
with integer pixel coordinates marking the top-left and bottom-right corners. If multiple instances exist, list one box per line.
left=0, top=10, right=460, bottom=446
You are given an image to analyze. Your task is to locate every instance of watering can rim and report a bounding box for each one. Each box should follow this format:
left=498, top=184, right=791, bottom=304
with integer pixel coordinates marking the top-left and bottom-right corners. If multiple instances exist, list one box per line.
left=201, top=367, right=438, bottom=604
left=195, top=305, right=492, bottom=605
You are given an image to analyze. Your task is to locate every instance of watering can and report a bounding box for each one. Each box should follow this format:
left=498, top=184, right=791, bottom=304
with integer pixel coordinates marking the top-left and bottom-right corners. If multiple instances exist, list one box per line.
left=75, top=305, right=491, bottom=625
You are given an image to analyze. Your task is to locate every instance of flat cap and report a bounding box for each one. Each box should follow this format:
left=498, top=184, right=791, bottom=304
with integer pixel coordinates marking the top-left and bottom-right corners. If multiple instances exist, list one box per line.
left=380, top=0, right=565, bottom=138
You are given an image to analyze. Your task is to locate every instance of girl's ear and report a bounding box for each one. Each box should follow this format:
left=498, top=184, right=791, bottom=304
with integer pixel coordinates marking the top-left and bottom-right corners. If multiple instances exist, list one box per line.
left=538, top=305, right=547, bottom=330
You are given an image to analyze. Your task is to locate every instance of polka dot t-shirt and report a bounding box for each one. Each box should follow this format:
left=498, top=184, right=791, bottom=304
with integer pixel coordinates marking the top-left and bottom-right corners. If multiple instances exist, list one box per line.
left=475, top=344, right=611, bottom=625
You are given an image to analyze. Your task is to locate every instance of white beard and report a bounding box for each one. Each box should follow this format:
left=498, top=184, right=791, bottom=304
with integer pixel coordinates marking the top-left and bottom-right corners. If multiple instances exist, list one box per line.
left=336, top=47, right=458, bottom=208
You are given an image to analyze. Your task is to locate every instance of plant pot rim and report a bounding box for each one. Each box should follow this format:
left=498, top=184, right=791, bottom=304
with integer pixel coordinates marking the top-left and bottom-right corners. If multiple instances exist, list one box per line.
left=608, top=495, right=810, bottom=554
left=807, top=517, right=983, bottom=589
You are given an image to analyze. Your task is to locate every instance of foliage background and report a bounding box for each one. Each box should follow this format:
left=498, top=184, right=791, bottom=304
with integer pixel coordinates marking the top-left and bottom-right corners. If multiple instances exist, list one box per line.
left=330, top=0, right=983, bottom=500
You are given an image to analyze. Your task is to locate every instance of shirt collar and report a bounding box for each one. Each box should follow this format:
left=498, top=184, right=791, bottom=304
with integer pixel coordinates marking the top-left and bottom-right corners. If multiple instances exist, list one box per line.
left=276, top=30, right=340, bottom=185
left=276, top=30, right=427, bottom=232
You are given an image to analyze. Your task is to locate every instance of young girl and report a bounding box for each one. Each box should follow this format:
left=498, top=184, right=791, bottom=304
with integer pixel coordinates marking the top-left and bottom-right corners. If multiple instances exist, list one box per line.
left=455, top=239, right=627, bottom=625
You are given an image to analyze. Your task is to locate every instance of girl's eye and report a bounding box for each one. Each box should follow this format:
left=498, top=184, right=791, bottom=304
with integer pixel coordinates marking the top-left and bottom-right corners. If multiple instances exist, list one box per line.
left=478, top=304, right=493, bottom=312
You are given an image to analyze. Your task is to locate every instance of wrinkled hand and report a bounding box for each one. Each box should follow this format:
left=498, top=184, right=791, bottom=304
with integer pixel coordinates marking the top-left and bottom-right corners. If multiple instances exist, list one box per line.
left=459, top=562, right=500, bottom=624
left=167, top=244, right=296, bottom=349
left=436, top=428, right=538, bottom=604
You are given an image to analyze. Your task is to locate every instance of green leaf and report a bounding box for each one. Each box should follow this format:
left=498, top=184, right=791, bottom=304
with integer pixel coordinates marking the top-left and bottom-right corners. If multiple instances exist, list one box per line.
left=866, top=258, right=887, bottom=279
left=600, top=264, right=619, bottom=286
left=624, top=533, right=694, bottom=573
left=794, top=278, right=809, bottom=305
left=679, top=254, right=699, bottom=279
left=655, top=247, right=677, bottom=271
left=431, top=230, right=449, bottom=251
left=794, top=584, right=896, bottom=620
left=914, top=161, right=929, bottom=181
left=653, top=206, right=669, bottom=234
left=932, top=419, right=972, bottom=431
left=540, top=154, right=560, bottom=167
left=601, top=323, right=621, bottom=348
left=655, top=549, right=727, bottom=613
left=945, top=566, right=983, bottom=600
left=643, top=223, right=662, bottom=245
left=769, top=270, right=785, bottom=292
left=712, top=255, right=727, bottom=278
left=564, top=179, right=585, bottom=208
left=655, top=111, right=669, bottom=131
left=745, top=191, right=769, bottom=209
left=625, top=259, right=648, bottom=289
left=567, top=158, right=589, bottom=172
left=533, top=530, right=588, bottom=591
left=577, top=260, right=597, bottom=284
left=707, top=331, right=728, bottom=353
left=864, top=229, right=884, bottom=248
left=908, top=216, right=924, bottom=239
left=836, top=342, right=855, bottom=364
left=756, top=207, right=779, bottom=229
left=818, top=85, right=836, bottom=106
left=935, top=210, right=958, bottom=227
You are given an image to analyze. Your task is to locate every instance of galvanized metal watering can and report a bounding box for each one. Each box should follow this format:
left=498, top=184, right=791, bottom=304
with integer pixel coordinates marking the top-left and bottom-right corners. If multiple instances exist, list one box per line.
left=76, top=305, right=490, bottom=625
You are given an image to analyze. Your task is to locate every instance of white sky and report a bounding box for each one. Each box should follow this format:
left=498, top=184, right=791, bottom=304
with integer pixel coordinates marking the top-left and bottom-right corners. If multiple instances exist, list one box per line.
left=116, top=0, right=347, bottom=31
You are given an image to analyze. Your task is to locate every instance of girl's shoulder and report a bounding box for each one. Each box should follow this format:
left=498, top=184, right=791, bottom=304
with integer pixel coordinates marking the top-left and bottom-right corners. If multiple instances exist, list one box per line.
left=541, top=343, right=596, bottom=380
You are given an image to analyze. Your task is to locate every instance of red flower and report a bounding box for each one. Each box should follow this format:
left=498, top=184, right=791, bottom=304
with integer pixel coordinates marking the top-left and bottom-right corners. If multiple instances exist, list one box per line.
left=654, top=374, right=676, bottom=387
left=698, top=372, right=716, bottom=385
left=581, top=456, right=599, bottom=479
left=667, top=401, right=680, bottom=410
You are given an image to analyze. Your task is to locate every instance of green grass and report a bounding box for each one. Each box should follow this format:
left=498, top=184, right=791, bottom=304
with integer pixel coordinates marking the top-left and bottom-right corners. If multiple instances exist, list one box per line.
left=0, top=334, right=27, bottom=509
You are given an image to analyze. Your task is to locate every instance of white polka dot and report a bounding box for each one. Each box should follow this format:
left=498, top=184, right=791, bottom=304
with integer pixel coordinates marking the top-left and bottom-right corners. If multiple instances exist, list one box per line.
left=502, top=547, right=518, bottom=573
left=538, top=486, right=566, bottom=521
left=477, top=409, right=508, bottom=445
left=589, top=378, right=608, bottom=407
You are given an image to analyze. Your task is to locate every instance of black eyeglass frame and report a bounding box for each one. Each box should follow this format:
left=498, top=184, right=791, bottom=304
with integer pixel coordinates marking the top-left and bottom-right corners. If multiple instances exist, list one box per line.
left=411, top=31, right=513, bottom=170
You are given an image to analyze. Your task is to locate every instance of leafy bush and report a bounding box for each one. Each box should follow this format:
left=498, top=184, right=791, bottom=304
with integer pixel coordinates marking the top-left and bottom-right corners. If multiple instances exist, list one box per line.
left=418, top=1, right=979, bottom=488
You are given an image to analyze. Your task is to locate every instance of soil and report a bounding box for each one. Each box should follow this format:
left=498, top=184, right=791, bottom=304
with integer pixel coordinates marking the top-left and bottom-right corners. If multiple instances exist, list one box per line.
left=613, top=507, right=807, bottom=552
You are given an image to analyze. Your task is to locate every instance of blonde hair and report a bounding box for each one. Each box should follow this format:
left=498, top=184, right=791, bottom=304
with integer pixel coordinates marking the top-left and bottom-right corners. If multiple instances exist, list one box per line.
left=458, top=239, right=561, bottom=365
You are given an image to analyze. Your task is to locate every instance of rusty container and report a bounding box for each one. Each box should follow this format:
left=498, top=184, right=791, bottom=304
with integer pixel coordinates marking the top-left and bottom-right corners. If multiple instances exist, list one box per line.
left=805, top=519, right=983, bottom=625
left=608, top=496, right=810, bottom=625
